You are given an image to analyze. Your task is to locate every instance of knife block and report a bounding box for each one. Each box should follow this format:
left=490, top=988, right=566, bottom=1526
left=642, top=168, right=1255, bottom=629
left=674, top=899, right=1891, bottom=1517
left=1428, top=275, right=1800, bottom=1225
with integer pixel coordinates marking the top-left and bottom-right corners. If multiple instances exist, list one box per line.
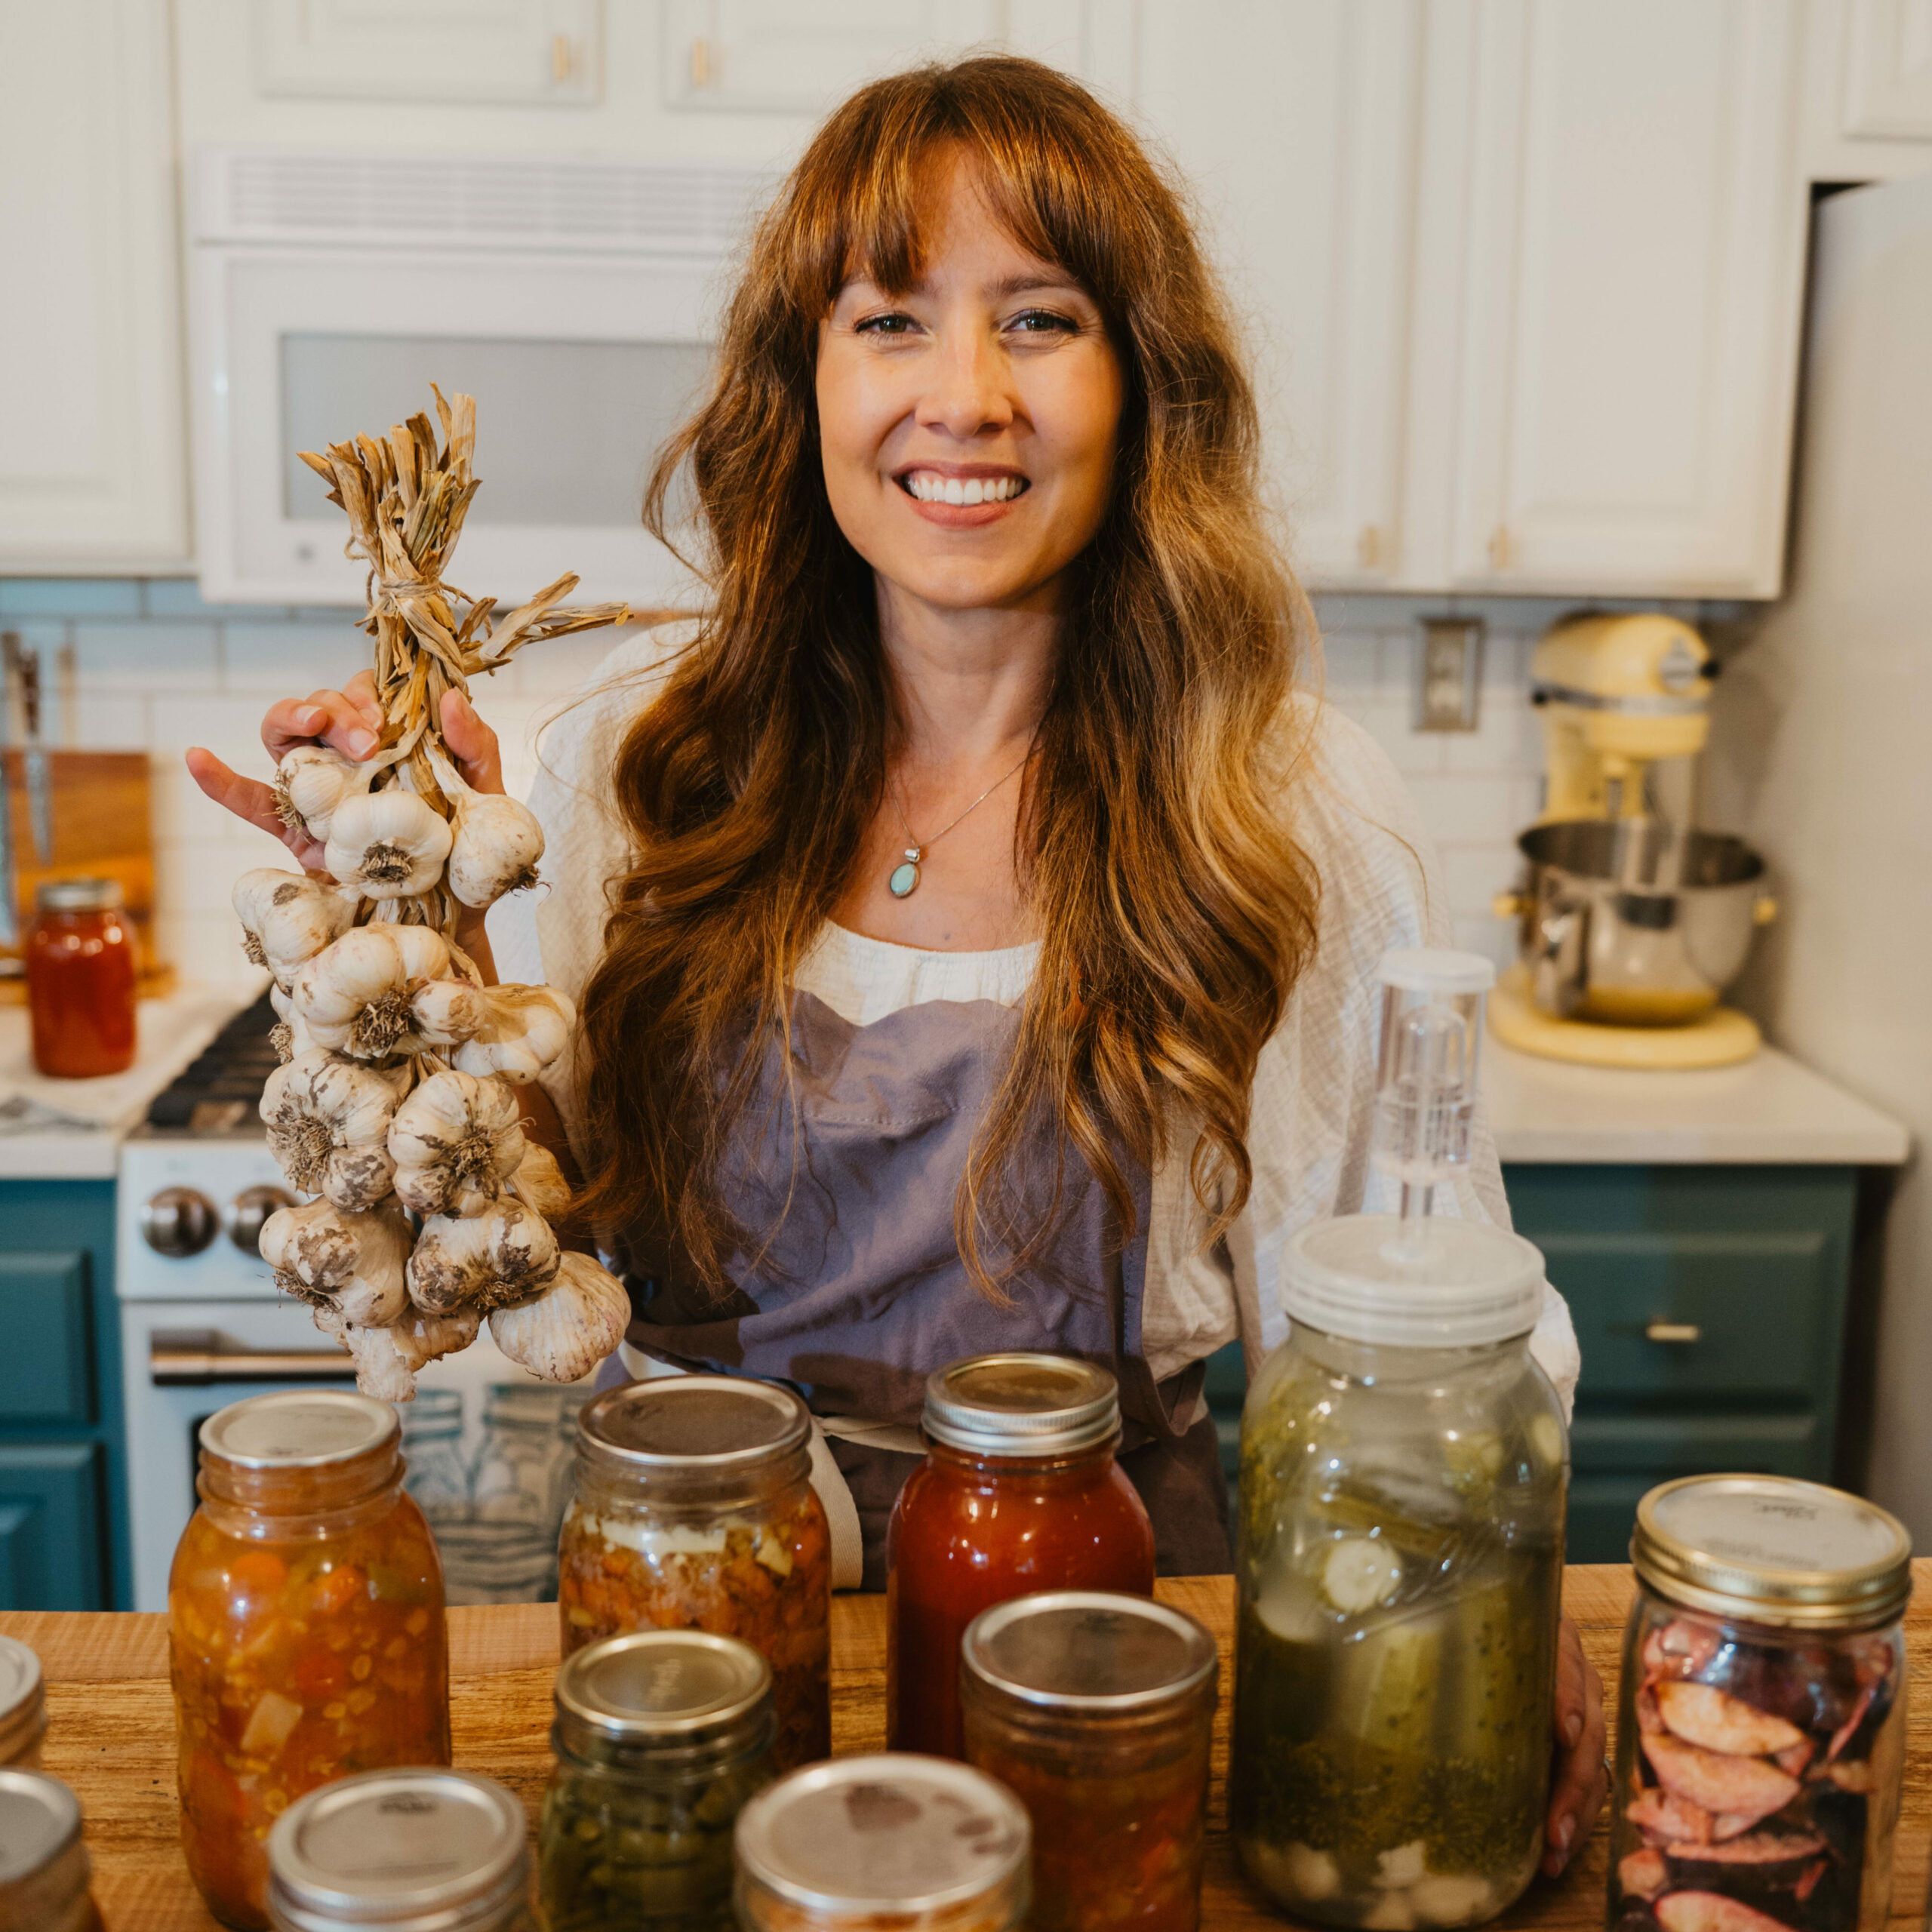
left=0, top=749, right=168, bottom=998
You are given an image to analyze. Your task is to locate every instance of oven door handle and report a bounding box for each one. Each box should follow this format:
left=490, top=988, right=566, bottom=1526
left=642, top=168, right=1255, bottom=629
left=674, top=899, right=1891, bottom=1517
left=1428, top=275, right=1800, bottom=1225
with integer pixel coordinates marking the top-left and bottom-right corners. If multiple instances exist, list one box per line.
left=150, top=1330, right=355, bottom=1386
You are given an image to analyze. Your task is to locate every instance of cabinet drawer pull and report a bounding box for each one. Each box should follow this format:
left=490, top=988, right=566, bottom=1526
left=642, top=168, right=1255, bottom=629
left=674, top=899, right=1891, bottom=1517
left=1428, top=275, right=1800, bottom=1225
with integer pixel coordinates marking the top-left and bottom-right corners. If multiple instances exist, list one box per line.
left=151, top=1331, right=354, bottom=1386
left=1644, top=1320, right=1703, bottom=1345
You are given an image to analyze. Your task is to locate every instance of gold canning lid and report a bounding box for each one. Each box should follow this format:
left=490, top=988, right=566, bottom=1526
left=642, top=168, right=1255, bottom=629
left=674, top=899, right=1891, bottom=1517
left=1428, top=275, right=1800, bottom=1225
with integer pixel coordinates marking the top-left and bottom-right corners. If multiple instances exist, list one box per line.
left=1632, top=1474, right=1912, bottom=1629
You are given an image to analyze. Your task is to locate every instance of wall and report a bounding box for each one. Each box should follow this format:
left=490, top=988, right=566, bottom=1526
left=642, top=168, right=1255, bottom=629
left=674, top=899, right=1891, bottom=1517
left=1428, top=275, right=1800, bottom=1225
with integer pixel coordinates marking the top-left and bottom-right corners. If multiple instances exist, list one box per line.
left=0, top=576, right=1743, bottom=991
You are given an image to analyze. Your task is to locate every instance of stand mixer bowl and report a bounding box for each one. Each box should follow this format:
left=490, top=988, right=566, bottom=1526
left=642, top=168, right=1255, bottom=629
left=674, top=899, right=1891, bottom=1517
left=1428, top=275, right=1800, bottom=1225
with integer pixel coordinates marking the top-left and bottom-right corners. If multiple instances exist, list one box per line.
left=1509, top=820, right=1775, bottom=1025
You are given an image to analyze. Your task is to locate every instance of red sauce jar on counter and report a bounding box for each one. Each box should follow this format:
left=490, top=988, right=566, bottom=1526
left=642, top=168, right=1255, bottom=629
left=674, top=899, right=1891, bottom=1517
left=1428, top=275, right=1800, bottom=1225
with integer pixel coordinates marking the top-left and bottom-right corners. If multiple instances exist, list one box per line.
left=26, top=877, right=136, bottom=1077
left=886, top=1355, right=1156, bottom=1759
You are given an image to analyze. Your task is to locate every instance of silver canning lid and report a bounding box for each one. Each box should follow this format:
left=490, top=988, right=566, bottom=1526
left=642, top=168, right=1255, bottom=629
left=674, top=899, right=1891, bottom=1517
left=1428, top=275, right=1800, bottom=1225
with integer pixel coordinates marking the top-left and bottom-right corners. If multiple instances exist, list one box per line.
left=921, top=1355, right=1119, bottom=1458
left=961, top=1591, right=1217, bottom=1716
left=556, top=1629, right=771, bottom=1749
left=202, top=1390, right=398, bottom=1470
left=34, top=877, right=122, bottom=914
left=1633, top=1475, right=1913, bottom=1629
left=266, top=1769, right=527, bottom=1930
left=0, top=1770, right=89, bottom=1918
left=577, top=1375, right=809, bottom=1475
left=0, top=1639, right=44, bottom=1767
left=735, top=1755, right=1029, bottom=1919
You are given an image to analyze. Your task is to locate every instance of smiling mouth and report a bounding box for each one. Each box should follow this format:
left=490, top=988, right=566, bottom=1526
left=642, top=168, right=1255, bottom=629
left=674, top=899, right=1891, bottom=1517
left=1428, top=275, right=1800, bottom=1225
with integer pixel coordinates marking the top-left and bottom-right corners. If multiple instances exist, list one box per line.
left=897, top=469, right=1029, bottom=506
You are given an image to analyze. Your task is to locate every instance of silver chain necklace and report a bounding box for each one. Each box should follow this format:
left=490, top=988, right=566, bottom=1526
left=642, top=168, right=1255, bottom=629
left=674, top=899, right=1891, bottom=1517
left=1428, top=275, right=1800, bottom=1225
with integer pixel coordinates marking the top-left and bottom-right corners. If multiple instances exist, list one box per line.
left=884, top=740, right=1036, bottom=899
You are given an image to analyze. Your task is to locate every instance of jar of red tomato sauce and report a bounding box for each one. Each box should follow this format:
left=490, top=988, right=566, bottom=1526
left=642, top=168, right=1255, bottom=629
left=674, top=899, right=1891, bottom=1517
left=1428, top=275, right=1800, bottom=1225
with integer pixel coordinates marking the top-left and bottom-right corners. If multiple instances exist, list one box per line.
left=887, top=1355, right=1156, bottom=1758
left=26, top=877, right=137, bottom=1078
left=169, top=1390, right=451, bottom=1930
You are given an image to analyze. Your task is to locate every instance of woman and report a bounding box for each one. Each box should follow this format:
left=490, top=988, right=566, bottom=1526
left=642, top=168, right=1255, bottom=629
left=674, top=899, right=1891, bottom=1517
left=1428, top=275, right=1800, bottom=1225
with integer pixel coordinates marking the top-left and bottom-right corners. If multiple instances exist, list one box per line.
left=192, top=56, right=1606, bottom=1869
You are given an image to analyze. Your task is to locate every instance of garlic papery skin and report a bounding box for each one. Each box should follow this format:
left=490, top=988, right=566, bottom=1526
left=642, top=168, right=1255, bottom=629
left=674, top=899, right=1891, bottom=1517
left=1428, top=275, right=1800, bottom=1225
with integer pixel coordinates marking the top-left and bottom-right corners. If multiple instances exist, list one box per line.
left=273, top=744, right=362, bottom=842
left=407, top=1197, right=560, bottom=1315
left=409, top=978, right=487, bottom=1048
left=452, top=983, right=575, bottom=1086
left=259, top=1049, right=411, bottom=1209
left=322, top=786, right=453, bottom=900
left=429, top=746, right=545, bottom=909
left=506, top=1141, right=571, bottom=1220
left=488, top=1251, right=629, bottom=1383
left=309, top=1303, right=417, bottom=1404
left=389, top=1069, right=526, bottom=1218
left=268, top=984, right=315, bottom=1064
left=259, top=1195, right=411, bottom=1328
left=232, top=868, right=358, bottom=988
left=292, top=925, right=454, bottom=1062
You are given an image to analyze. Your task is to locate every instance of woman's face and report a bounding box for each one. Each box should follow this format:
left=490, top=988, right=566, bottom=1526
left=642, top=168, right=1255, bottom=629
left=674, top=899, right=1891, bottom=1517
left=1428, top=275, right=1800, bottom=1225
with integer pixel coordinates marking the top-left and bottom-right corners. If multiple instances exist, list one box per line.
left=816, top=158, right=1124, bottom=619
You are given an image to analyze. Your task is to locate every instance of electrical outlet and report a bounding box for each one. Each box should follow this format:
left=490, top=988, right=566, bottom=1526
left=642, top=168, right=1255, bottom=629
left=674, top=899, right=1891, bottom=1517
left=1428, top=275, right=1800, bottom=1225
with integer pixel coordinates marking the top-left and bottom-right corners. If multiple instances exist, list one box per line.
left=1416, top=618, right=1484, bottom=732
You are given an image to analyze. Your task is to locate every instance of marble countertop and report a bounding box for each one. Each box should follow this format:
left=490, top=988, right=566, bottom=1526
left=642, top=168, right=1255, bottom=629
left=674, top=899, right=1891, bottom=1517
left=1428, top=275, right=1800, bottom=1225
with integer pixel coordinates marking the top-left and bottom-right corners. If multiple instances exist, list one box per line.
left=0, top=981, right=256, bottom=1180
left=1487, top=1037, right=1910, bottom=1166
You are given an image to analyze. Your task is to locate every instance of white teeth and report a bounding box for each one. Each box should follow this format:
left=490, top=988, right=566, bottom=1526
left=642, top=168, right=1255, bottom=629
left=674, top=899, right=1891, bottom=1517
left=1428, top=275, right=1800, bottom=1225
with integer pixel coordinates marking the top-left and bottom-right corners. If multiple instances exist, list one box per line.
left=903, top=472, right=1023, bottom=503
left=961, top=479, right=984, bottom=506
left=943, top=478, right=965, bottom=505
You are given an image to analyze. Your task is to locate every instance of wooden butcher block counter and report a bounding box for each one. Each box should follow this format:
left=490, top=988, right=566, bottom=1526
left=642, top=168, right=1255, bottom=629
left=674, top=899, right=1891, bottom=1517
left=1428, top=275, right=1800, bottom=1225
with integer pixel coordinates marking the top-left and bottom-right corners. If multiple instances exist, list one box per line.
left=7, top=1564, right=1932, bottom=1932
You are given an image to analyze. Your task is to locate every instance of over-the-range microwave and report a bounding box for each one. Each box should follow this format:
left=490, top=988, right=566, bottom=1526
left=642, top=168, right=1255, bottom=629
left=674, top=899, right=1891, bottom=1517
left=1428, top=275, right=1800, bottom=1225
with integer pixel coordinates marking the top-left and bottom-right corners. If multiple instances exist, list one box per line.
left=188, top=146, right=772, bottom=608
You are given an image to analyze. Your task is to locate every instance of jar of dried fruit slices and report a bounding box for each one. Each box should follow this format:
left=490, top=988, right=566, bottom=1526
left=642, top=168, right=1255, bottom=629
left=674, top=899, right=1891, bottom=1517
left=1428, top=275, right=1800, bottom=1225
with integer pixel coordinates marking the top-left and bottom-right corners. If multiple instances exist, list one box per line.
left=961, top=1591, right=1217, bottom=1932
left=735, top=1755, right=1030, bottom=1932
left=1609, top=1475, right=1912, bottom=1932
left=170, top=1389, right=451, bottom=1930
left=557, top=1376, right=831, bottom=1770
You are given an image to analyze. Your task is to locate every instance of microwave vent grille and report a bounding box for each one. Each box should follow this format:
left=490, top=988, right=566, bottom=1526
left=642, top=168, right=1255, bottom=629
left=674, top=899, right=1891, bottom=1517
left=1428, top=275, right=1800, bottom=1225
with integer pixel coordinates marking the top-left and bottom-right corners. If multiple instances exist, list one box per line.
left=211, top=150, right=768, bottom=254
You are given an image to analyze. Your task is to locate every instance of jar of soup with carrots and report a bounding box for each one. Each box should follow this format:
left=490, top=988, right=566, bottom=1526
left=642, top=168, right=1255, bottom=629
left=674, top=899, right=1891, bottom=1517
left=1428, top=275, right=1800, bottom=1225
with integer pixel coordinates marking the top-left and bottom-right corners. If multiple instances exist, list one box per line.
left=168, top=1389, right=451, bottom=1930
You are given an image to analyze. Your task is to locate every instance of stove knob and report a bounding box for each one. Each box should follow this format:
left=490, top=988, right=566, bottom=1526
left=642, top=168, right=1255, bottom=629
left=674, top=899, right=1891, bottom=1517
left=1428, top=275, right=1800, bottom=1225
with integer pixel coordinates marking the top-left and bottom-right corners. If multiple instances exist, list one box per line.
left=141, top=1186, right=220, bottom=1258
left=227, top=1184, right=297, bottom=1254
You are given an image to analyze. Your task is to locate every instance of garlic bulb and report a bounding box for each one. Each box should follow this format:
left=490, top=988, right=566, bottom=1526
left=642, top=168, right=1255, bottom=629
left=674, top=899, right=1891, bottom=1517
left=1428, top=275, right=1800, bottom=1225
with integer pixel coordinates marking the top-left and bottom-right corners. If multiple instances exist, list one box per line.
left=506, top=1140, right=571, bottom=1220
left=259, top=1195, right=411, bottom=1328
left=407, top=1197, right=560, bottom=1315
left=267, top=983, right=314, bottom=1064
left=429, top=746, right=545, bottom=908
left=488, top=1251, right=629, bottom=1383
left=452, top=983, right=575, bottom=1086
left=259, top=1049, right=411, bottom=1209
left=273, top=745, right=362, bottom=843
left=389, top=1069, right=526, bottom=1217
left=232, top=868, right=357, bottom=987
left=292, top=924, right=453, bottom=1061
left=323, top=786, right=454, bottom=900
left=408, top=977, right=487, bottom=1048
left=309, top=1303, right=416, bottom=1404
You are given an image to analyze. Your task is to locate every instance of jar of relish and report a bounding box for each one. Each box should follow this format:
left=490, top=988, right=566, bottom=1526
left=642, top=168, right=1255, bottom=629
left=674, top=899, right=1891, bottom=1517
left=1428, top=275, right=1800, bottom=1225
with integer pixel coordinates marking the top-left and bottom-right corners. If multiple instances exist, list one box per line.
left=26, top=877, right=136, bottom=1078
left=887, top=1355, right=1155, bottom=1759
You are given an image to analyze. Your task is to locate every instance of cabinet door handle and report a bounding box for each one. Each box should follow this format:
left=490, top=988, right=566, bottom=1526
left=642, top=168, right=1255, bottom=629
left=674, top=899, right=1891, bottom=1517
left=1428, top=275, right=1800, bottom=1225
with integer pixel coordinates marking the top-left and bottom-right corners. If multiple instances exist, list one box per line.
left=1488, top=525, right=1514, bottom=571
left=552, top=33, right=574, bottom=83
left=151, top=1331, right=354, bottom=1386
left=1358, top=524, right=1383, bottom=570
left=1644, top=1320, right=1703, bottom=1345
left=691, top=37, right=712, bottom=88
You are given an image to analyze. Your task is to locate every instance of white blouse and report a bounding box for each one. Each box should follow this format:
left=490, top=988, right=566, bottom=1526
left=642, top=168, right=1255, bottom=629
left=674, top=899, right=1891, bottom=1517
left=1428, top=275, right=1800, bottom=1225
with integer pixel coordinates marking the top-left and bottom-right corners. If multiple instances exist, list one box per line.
left=491, top=624, right=1581, bottom=1412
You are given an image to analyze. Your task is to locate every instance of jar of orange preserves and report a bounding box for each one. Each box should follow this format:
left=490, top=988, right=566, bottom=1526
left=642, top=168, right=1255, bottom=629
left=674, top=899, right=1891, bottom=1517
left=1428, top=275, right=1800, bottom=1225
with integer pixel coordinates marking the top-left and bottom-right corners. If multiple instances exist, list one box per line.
left=26, top=877, right=137, bottom=1078
left=169, top=1390, right=451, bottom=1930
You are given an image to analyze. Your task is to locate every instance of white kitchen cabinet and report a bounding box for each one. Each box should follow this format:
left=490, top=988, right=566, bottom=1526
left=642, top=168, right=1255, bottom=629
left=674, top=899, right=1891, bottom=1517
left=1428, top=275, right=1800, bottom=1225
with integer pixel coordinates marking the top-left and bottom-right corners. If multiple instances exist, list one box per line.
left=0, top=0, right=189, bottom=570
left=1136, top=2, right=1423, bottom=588
left=1420, top=0, right=1807, bottom=598
left=1798, top=0, right=1932, bottom=181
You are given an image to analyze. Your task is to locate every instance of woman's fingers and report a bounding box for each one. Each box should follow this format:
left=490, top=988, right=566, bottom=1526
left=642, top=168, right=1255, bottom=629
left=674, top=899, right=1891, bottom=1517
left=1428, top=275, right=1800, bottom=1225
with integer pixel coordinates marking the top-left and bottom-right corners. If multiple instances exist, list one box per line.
left=1543, top=1615, right=1609, bottom=1877
left=262, top=685, right=383, bottom=764
left=439, top=689, right=505, bottom=795
left=186, top=746, right=325, bottom=869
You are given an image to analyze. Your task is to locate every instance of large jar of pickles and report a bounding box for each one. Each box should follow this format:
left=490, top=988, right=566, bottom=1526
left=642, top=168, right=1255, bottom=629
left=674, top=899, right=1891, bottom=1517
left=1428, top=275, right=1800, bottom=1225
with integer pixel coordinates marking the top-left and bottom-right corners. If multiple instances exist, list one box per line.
left=170, top=1390, right=451, bottom=1930
left=1608, top=1475, right=1912, bottom=1932
left=961, top=1591, right=1217, bottom=1932
left=540, top=1629, right=775, bottom=1930
left=888, top=1355, right=1155, bottom=1759
left=558, top=1376, right=831, bottom=1769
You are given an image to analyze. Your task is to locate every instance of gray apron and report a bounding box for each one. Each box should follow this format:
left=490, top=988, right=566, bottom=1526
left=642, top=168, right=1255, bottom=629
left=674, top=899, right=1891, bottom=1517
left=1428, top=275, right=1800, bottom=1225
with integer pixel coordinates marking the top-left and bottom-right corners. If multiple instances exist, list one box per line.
left=613, top=989, right=1231, bottom=1589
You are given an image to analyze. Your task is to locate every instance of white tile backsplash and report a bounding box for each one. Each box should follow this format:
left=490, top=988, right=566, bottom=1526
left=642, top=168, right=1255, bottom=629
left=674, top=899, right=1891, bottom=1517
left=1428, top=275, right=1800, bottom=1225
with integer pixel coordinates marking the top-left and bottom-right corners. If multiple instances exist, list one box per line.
left=0, top=577, right=1750, bottom=986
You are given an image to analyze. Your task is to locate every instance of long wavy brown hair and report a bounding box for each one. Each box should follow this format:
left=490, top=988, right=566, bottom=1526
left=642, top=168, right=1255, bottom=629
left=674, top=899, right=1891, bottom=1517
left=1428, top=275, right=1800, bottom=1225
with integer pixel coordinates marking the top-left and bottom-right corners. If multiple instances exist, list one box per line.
left=574, top=54, right=1321, bottom=1292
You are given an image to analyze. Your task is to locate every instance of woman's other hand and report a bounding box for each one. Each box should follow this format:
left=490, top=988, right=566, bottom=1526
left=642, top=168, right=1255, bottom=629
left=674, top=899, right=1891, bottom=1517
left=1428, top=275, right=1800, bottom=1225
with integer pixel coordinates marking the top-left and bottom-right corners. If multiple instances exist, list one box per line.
left=1544, top=1613, right=1608, bottom=1877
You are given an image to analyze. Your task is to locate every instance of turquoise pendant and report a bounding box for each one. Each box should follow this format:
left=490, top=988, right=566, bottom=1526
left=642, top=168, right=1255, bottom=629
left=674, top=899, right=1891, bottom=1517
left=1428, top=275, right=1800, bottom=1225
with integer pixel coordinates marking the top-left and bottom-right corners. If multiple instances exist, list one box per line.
left=888, top=848, right=921, bottom=898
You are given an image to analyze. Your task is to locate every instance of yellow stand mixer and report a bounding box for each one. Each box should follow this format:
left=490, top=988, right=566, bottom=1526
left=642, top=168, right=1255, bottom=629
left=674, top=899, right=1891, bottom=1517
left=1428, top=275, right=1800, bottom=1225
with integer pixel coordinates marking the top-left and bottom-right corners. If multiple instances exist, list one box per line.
left=1489, top=613, right=1777, bottom=1069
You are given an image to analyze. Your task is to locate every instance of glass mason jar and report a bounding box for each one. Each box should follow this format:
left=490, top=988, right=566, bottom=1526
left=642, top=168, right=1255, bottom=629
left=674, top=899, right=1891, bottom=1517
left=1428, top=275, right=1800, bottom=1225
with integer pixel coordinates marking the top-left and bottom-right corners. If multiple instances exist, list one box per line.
left=171, top=1389, right=452, bottom=1930
left=541, top=1629, right=776, bottom=1932
left=26, top=876, right=137, bottom=1078
left=961, top=1591, right=1217, bottom=1932
left=0, top=1770, right=103, bottom=1932
left=557, top=1376, right=831, bottom=1769
left=1230, top=1215, right=1567, bottom=1929
left=0, top=1635, right=45, bottom=1768
left=888, top=1355, right=1156, bottom=1760
left=267, top=1768, right=532, bottom=1931
left=1608, top=1475, right=1913, bottom=1932
left=735, top=1755, right=1029, bottom=1932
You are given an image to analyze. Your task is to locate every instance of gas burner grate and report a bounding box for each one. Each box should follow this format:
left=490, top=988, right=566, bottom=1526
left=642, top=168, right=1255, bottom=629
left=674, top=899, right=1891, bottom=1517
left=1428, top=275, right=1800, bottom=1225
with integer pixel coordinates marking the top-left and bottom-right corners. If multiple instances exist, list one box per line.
left=146, top=992, right=281, bottom=1130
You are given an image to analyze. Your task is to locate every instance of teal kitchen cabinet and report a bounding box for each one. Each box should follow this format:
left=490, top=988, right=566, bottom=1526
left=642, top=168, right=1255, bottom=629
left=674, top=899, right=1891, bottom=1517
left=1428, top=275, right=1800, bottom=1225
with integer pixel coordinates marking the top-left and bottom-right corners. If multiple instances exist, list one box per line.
left=0, top=1180, right=128, bottom=1608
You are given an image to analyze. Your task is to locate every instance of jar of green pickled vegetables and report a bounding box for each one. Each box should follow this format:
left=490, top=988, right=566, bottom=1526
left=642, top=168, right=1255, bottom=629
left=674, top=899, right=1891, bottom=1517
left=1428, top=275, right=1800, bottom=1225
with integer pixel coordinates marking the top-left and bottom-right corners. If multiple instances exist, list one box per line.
left=1229, top=1211, right=1567, bottom=1929
left=540, top=1628, right=777, bottom=1932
